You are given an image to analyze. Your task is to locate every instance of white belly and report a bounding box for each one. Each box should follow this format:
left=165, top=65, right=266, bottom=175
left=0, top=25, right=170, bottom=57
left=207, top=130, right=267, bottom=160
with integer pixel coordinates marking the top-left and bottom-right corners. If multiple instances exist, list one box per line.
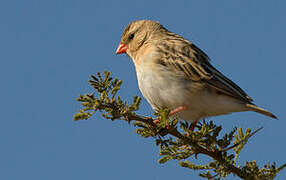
left=134, top=62, right=248, bottom=122
left=135, top=62, right=200, bottom=121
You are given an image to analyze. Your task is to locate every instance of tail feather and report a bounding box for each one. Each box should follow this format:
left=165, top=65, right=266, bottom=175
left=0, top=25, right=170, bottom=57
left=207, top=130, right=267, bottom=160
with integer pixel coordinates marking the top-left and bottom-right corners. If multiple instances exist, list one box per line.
left=246, top=104, right=277, bottom=119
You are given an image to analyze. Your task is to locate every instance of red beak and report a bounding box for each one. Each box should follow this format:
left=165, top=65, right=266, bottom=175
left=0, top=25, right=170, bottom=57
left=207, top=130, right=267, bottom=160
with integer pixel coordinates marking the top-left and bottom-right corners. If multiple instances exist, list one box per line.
left=116, top=43, right=128, bottom=54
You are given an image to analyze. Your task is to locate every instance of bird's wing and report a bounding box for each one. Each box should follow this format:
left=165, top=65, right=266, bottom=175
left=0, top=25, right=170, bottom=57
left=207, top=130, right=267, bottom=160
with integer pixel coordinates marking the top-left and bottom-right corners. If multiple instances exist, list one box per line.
left=156, top=42, right=253, bottom=103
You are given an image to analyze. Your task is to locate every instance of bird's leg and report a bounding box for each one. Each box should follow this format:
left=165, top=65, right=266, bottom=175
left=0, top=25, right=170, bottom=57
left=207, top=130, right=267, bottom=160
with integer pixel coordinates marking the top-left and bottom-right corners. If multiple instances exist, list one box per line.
left=153, top=105, right=187, bottom=125
left=170, top=106, right=199, bottom=132
left=170, top=105, right=187, bottom=116
left=189, top=119, right=199, bottom=132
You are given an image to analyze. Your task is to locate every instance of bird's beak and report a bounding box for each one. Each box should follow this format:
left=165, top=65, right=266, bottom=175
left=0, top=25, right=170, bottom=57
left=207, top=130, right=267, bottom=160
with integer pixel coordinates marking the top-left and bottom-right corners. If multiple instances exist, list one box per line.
left=116, top=42, right=128, bottom=54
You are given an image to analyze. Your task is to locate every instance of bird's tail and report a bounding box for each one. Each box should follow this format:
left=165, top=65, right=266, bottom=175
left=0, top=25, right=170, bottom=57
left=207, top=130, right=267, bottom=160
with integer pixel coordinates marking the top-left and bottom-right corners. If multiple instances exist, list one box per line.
left=246, top=104, right=277, bottom=119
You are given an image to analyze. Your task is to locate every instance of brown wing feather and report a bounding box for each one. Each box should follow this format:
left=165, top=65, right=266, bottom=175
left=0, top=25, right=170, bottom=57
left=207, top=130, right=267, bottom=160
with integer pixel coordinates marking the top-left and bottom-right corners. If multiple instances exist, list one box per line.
left=157, top=39, right=253, bottom=103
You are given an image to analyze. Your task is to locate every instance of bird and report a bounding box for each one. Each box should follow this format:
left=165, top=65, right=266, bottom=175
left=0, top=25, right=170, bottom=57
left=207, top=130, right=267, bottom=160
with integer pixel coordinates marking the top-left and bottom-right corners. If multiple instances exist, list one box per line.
left=115, top=20, right=277, bottom=130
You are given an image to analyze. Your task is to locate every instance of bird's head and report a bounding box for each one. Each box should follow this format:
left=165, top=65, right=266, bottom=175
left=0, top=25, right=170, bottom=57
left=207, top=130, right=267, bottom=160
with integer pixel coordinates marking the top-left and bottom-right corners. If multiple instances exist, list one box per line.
left=116, top=20, right=164, bottom=59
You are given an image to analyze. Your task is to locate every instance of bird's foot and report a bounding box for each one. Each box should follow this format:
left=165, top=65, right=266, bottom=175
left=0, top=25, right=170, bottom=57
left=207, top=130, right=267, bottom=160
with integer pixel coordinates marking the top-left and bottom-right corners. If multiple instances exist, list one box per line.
left=153, top=119, right=159, bottom=124
left=153, top=119, right=170, bottom=129
left=170, top=105, right=199, bottom=132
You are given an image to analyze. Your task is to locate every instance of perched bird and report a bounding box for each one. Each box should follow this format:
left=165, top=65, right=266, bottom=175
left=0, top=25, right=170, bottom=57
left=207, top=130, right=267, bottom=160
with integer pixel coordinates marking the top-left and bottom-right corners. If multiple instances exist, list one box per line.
left=116, top=20, right=277, bottom=129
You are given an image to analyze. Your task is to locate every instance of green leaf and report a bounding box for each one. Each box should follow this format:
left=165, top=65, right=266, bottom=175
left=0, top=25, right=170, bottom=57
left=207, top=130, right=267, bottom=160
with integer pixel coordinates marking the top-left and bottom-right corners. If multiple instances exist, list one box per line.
left=158, top=156, right=172, bottom=164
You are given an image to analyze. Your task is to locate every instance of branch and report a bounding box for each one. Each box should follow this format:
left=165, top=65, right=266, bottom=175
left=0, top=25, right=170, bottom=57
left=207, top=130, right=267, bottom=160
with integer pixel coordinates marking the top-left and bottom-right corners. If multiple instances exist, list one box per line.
left=115, top=112, right=251, bottom=179
left=74, top=71, right=286, bottom=180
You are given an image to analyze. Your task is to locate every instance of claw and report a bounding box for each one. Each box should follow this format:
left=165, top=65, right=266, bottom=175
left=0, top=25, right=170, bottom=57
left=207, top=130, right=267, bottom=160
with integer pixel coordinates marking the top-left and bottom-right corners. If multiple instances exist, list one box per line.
left=153, top=119, right=159, bottom=124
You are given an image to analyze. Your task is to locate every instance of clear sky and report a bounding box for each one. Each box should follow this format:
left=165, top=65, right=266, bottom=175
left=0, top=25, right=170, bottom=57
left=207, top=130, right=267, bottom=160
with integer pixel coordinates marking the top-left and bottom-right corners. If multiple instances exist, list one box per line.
left=0, top=0, right=285, bottom=179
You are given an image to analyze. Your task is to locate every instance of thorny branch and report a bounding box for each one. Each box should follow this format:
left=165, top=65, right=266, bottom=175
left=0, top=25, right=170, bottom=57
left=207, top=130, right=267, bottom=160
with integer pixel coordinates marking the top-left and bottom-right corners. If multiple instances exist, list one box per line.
left=74, top=71, right=286, bottom=180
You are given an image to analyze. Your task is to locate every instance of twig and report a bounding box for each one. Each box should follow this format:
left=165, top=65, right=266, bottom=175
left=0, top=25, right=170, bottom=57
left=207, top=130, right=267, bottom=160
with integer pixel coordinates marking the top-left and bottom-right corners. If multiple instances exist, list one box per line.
left=120, top=113, right=255, bottom=180
left=221, top=127, right=263, bottom=152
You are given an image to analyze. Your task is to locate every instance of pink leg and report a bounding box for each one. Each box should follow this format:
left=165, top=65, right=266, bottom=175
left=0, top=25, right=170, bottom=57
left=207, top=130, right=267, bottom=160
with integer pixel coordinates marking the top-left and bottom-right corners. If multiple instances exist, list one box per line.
left=153, top=106, right=187, bottom=124
left=189, top=119, right=199, bottom=132
left=154, top=105, right=188, bottom=127
left=170, top=106, right=187, bottom=116
left=170, top=106, right=198, bottom=131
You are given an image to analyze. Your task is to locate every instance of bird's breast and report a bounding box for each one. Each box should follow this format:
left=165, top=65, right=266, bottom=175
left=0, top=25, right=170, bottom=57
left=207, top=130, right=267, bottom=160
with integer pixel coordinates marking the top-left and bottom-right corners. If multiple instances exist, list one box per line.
left=135, top=61, right=194, bottom=111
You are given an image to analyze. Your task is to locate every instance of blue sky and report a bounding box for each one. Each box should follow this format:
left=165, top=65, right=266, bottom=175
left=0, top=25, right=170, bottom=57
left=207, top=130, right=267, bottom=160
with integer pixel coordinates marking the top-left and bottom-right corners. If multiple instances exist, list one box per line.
left=0, top=0, right=285, bottom=179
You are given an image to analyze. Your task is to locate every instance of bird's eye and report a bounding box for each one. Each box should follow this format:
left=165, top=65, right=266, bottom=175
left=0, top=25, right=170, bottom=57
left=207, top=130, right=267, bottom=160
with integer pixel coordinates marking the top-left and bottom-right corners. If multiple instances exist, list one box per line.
left=128, top=34, right=134, bottom=40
